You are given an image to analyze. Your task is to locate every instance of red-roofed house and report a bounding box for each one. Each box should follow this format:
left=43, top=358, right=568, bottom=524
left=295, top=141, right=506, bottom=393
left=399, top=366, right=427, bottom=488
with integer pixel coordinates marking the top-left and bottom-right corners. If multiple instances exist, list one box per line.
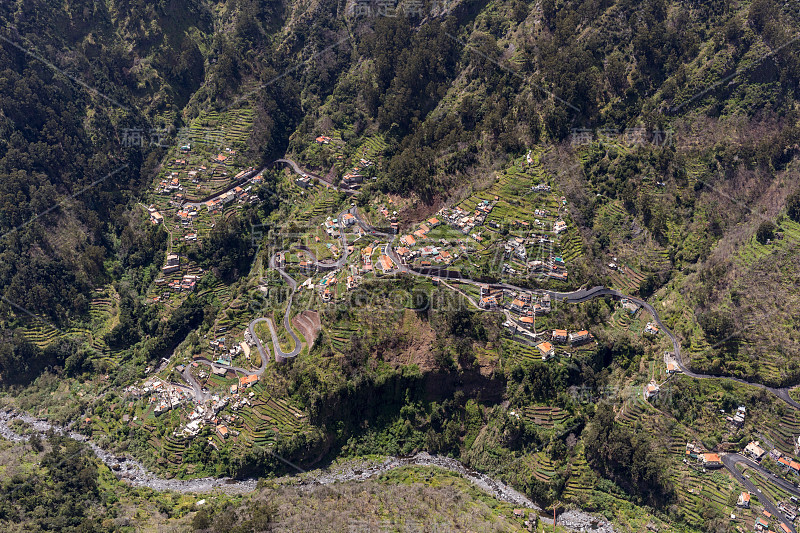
left=702, top=453, right=722, bottom=468
left=378, top=255, right=394, bottom=273
left=552, top=329, right=568, bottom=344
left=737, top=492, right=750, bottom=508
left=239, top=374, right=259, bottom=388
left=537, top=341, right=555, bottom=361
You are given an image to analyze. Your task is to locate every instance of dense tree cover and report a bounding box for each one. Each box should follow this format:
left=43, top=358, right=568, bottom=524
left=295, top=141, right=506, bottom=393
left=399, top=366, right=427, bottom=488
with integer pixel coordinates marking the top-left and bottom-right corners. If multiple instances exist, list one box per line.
left=756, top=220, right=776, bottom=244
left=0, top=331, right=45, bottom=385
left=0, top=436, right=104, bottom=531
left=192, top=500, right=276, bottom=532
left=787, top=191, right=800, bottom=222
left=583, top=403, right=675, bottom=507
left=188, top=214, right=255, bottom=282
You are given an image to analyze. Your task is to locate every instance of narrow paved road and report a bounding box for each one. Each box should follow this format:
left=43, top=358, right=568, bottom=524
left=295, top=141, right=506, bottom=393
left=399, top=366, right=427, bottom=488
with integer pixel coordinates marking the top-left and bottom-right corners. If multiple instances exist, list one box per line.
left=181, top=365, right=209, bottom=402
left=247, top=207, right=356, bottom=362
left=184, top=166, right=265, bottom=208
left=722, top=453, right=797, bottom=533
left=352, top=210, right=800, bottom=410
left=275, top=158, right=356, bottom=194
left=725, top=453, right=800, bottom=499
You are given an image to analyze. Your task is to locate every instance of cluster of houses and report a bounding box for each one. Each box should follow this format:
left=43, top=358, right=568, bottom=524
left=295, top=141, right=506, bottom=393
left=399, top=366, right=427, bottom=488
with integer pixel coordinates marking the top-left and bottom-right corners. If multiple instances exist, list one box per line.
left=687, top=438, right=800, bottom=529
left=498, top=230, right=569, bottom=280
left=440, top=199, right=496, bottom=236
left=481, top=286, right=553, bottom=317
left=753, top=509, right=796, bottom=533
left=374, top=201, right=401, bottom=233
left=727, top=405, right=747, bottom=428
left=394, top=218, right=462, bottom=266
left=158, top=174, right=184, bottom=194
left=176, top=208, right=199, bottom=225
left=316, top=271, right=339, bottom=302
left=552, top=328, right=592, bottom=346
left=124, top=378, right=193, bottom=416
left=685, top=442, right=723, bottom=469
left=527, top=255, right=569, bottom=281
left=530, top=328, right=591, bottom=361
left=179, top=392, right=240, bottom=439
left=341, top=158, right=373, bottom=189
left=152, top=254, right=203, bottom=302
left=768, top=447, right=800, bottom=478
left=156, top=274, right=198, bottom=293
left=202, top=184, right=254, bottom=214
left=296, top=263, right=365, bottom=302
left=522, top=327, right=593, bottom=360
left=323, top=213, right=356, bottom=239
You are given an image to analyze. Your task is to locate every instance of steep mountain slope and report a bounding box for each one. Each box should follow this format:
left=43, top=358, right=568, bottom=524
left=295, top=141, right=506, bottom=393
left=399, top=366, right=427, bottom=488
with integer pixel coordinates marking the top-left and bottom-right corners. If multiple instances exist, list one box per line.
left=1, top=0, right=800, bottom=530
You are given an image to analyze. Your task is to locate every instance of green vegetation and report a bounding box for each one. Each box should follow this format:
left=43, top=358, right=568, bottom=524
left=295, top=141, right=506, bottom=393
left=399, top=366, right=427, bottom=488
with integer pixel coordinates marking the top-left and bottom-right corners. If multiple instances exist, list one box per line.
left=3, top=0, right=800, bottom=531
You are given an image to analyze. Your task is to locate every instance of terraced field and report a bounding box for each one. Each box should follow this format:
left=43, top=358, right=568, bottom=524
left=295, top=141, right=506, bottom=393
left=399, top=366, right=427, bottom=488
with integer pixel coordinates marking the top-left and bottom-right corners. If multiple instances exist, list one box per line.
left=187, top=108, right=255, bottom=151
left=524, top=451, right=558, bottom=482
left=559, top=227, right=584, bottom=263
left=356, top=134, right=388, bottom=160
left=328, top=324, right=360, bottom=353
left=561, top=452, right=597, bottom=503
left=521, top=405, right=569, bottom=431
left=296, top=194, right=339, bottom=223
left=18, top=320, right=61, bottom=348
left=763, top=410, right=800, bottom=455
left=17, top=286, right=121, bottom=367
left=677, top=469, right=738, bottom=525
left=608, top=263, right=645, bottom=294
left=236, top=395, right=307, bottom=448
left=500, top=337, right=541, bottom=365
left=615, top=393, right=649, bottom=429
left=734, top=218, right=800, bottom=268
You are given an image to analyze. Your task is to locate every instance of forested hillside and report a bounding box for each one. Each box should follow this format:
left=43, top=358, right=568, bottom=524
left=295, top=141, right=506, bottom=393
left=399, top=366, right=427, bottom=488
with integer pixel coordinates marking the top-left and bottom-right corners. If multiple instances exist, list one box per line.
left=1, top=0, right=800, bottom=530
left=1, top=0, right=799, bottom=379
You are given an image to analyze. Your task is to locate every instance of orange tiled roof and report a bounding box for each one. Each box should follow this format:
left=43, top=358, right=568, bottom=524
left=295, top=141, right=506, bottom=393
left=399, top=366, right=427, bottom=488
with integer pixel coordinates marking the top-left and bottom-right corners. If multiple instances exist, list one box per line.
left=239, top=374, right=259, bottom=386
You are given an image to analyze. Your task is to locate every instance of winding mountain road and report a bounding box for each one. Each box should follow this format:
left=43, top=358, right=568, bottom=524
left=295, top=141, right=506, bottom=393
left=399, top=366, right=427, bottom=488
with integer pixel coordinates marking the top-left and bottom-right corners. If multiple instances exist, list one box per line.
left=722, top=453, right=797, bottom=532
left=183, top=166, right=265, bottom=208
left=352, top=210, right=800, bottom=410
left=245, top=206, right=355, bottom=364
left=275, top=158, right=355, bottom=194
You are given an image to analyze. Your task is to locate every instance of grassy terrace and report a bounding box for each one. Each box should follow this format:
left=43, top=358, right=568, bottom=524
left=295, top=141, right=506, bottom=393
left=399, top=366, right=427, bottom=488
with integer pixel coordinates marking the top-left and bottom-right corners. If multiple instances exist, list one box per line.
left=16, top=285, right=123, bottom=369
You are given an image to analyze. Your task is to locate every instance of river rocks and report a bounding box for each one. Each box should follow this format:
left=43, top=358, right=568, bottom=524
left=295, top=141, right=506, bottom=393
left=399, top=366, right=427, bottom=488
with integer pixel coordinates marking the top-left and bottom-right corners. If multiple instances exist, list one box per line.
left=0, top=409, right=614, bottom=532
left=295, top=452, right=541, bottom=510
left=555, top=510, right=617, bottom=533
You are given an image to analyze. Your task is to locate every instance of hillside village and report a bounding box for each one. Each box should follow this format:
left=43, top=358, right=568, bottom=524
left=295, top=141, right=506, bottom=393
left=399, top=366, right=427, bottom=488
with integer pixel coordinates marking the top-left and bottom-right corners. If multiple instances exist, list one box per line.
left=27, top=125, right=800, bottom=533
